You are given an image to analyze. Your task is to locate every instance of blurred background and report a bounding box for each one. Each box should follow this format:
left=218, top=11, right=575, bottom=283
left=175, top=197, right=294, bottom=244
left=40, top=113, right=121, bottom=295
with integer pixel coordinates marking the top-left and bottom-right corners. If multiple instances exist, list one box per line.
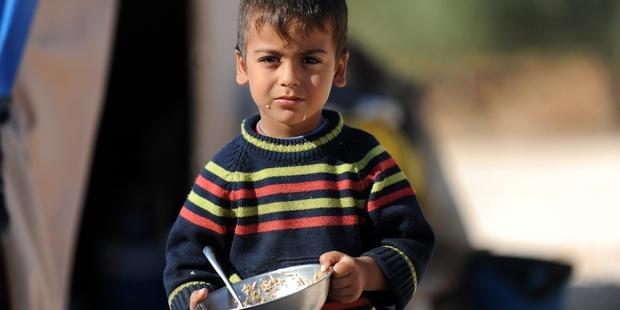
left=1, top=0, right=619, bottom=309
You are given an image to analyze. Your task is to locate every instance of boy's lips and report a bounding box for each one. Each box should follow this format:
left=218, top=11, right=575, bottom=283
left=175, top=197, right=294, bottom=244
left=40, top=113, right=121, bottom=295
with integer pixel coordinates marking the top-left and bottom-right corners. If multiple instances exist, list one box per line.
left=274, top=96, right=303, bottom=106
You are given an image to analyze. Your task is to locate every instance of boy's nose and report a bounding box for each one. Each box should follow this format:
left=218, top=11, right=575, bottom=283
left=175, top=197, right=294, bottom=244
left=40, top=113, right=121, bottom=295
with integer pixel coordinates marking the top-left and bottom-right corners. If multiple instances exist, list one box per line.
left=279, top=62, right=301, bottom=87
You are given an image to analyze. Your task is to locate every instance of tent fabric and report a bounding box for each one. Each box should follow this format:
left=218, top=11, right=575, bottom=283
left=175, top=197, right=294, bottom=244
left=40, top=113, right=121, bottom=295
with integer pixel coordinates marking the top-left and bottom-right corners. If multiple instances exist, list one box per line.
left=0, top=0, right=117, bottom=309
left=0, top=0, right=38, bottom=235
left=190, top=0, right=240, bottom=169
left=0, top=0, right=38, bottom=98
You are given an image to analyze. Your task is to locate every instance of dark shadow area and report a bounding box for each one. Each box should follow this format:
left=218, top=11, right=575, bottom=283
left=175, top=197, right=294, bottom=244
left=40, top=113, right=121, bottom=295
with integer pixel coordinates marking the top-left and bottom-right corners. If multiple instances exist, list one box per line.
left=434, top=251, right=572, bottom=310
left=70, top=1, right=190, bottom=309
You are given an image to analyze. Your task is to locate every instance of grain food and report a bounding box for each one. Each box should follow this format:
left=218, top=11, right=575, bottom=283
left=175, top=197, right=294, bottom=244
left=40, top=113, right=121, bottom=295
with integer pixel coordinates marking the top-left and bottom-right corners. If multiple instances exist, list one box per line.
left=238, top=270, right=327, bottom=307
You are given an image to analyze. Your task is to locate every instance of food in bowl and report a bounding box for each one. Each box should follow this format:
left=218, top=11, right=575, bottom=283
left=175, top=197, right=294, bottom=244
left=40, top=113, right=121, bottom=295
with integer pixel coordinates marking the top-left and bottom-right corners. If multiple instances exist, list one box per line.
left=239, top=270, right=327, bottom=307
left=199, top=264, right=331, bottom=310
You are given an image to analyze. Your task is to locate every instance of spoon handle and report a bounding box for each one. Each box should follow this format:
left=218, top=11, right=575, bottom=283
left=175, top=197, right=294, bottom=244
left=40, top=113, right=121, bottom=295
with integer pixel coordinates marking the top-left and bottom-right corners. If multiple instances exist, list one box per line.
left=202, top=246, right=244, bottom=307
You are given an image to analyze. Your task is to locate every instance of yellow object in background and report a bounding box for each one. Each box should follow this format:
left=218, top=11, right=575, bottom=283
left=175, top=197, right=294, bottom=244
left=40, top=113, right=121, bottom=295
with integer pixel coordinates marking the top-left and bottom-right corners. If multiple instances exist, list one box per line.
left=348, top=118, right=427, bottom=208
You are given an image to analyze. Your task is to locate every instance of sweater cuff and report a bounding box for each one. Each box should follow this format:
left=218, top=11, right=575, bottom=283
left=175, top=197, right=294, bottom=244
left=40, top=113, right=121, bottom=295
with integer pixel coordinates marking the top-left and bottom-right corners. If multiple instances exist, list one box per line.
left=364, top=245, right=417, bottom=309
left=168, top=282, right=213, bottom=310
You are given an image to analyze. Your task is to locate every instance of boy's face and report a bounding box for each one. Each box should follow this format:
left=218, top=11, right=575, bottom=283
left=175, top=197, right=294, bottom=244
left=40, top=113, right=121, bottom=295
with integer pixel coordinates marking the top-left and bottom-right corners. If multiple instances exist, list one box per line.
left=236, top=21, right=348, bottom=138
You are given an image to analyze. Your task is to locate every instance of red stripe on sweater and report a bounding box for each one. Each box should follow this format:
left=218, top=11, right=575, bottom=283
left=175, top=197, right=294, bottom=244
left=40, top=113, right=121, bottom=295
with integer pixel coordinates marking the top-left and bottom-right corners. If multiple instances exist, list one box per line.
left=362, top=157, right=397, bottom=184
left=196, top=176, right=367, bottom=201
left=180, top=206, right=227, bottom=234
left=230, top=179, right=365, bottom=200
left=367, top=187, right=415, bottom=212
left=195, top=157, right=397, bottom=201
left=234, top=215, right=360, bottom=235
left=196, top=175, right=228, bottom=197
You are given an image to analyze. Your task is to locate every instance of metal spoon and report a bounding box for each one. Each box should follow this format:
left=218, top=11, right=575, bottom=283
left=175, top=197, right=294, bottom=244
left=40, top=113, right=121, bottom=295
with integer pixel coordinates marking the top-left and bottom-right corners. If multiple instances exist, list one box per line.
left=202, top=246, right=244, bottom=308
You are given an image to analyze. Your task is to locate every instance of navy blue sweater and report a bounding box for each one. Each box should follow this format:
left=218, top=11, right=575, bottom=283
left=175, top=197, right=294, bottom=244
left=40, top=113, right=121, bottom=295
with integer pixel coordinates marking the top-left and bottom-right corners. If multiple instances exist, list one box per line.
left=164, top=110, right=435, bottom=309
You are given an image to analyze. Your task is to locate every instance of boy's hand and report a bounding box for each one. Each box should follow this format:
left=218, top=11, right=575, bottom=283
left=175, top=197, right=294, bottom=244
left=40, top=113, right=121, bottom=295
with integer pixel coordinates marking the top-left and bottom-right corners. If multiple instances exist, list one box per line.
left=189, top=288, right=209, bottom=310
left=320, top=251, right=387, bottom=303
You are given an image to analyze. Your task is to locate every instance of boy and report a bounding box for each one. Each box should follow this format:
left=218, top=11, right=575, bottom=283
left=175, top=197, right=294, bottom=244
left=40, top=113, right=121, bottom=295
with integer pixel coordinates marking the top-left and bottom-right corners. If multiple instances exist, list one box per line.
left=163, top=0, right=435, bottom=309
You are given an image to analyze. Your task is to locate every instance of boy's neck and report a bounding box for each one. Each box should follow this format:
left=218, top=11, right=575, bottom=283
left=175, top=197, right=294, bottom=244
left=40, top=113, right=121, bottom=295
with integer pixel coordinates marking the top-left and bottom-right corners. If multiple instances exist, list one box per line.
left=257, top=115, right=325, bottom=138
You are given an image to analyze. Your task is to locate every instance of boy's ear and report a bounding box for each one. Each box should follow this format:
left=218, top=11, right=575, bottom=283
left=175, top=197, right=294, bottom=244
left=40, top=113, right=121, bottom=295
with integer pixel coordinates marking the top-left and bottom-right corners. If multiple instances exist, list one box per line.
left=333, top=52, right=349, bottom=88
left=235, top=49, right=249, bottom=85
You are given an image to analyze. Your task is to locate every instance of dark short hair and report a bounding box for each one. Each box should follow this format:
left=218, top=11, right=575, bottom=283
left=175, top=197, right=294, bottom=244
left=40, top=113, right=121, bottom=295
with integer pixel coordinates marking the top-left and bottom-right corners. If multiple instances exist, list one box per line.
left=237, top=0, right=348, bottom=58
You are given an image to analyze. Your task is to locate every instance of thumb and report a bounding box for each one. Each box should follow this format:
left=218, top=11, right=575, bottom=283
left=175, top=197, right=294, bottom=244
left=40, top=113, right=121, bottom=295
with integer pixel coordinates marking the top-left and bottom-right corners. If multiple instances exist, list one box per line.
left=319, top=251, right=345, bottom=272
left=190, top=288, right=209, bottom=310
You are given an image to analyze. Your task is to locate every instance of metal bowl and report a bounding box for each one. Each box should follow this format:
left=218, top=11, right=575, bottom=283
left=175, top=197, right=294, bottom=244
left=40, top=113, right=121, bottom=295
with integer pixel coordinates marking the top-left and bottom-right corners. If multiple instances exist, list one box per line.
left=198, top=264, right=331, bottom=310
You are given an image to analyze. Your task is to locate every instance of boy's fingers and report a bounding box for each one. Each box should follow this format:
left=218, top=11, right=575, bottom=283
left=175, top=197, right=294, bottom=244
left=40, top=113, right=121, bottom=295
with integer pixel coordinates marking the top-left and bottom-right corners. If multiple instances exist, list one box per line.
left=332, top=255, right=356, bottom=278
left=330, top=276, right=353, bottom=289
left=319, top=251, right=345, bottom=272
left=189, top=288, right=209, bottom=309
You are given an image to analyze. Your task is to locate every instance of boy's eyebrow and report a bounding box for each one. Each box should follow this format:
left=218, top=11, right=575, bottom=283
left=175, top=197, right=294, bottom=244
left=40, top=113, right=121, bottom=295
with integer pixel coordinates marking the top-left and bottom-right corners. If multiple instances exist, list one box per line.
left=252, top=48, right=282, bottom=55
left=252, top=48, right=328, bottom=55
left=302, top=48, right=328, bottom=55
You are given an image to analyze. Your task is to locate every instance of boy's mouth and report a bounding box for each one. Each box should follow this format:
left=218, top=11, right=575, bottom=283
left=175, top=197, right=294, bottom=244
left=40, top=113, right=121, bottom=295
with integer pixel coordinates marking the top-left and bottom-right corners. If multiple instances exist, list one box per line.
left=274, top=96, right=303, bottom=106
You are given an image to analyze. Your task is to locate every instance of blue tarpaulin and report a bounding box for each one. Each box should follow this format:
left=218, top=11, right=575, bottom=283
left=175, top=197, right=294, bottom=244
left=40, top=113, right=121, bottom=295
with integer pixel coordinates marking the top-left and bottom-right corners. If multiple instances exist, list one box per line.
left=0, top=0, right=36, bottom=233
left=0, top=0, right=38, bottom=102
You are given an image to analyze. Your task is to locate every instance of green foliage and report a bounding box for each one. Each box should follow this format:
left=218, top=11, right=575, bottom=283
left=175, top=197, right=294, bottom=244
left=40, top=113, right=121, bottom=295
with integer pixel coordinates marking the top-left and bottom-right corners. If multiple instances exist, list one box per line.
left=348, top=0, right=492, bottom=75
left=347, top=0, right=620, bottom=76
left=484, top=0, right=620, bottom=54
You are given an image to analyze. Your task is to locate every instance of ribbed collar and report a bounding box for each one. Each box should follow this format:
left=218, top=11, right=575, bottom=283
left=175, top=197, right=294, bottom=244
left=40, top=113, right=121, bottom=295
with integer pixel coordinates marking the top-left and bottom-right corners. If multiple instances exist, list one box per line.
left=241, top=109, right=344, bottom=162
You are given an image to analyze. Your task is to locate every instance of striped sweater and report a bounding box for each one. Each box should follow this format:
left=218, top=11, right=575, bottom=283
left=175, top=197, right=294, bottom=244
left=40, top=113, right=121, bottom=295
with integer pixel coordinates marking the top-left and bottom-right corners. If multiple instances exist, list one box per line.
left=164, top=109, right=435, bottom=310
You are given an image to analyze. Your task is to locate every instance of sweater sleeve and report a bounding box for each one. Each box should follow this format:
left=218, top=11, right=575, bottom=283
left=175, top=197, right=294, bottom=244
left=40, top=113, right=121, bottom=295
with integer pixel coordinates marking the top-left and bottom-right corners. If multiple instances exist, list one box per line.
left=359, top=142, right=435, bottom=310
left=163, top=159, right=236, bottom=310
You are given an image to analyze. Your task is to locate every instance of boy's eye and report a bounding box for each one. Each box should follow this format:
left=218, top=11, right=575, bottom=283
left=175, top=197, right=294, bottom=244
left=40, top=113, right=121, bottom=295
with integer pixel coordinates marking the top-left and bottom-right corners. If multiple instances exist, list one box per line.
left=302, top=56, right=321, bottom=64
left=258, top=56, right=279, bottom=64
